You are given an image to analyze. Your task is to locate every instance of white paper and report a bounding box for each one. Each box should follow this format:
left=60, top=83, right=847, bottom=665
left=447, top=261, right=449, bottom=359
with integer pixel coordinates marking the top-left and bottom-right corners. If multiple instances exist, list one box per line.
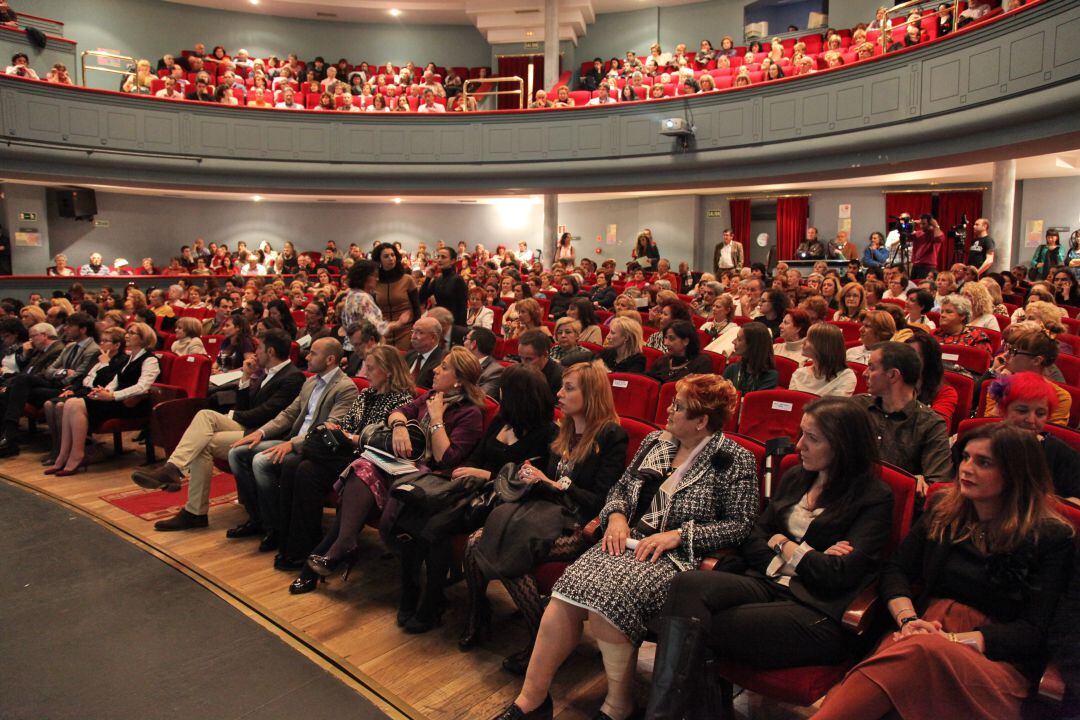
left=209, top=369, right=243, bottom=387
left=771, top=401, right=793, bottom=412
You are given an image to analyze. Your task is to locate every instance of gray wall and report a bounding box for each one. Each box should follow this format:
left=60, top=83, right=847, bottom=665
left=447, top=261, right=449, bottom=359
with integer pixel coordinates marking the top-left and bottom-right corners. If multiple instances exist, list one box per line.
left=19, top=0, right=492, bottom=89
left=2, top=185, right=52, bottom=275
left=1015, top=176, right=1080, bottom=268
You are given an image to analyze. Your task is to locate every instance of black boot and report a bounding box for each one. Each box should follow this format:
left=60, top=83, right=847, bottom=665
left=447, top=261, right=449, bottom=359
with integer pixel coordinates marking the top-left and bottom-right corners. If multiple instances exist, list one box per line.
left=397, top=543, right=422, bottom=627
left=0, top=425, right=21, bottom=458
left=643, top=616, right=704, bottom=720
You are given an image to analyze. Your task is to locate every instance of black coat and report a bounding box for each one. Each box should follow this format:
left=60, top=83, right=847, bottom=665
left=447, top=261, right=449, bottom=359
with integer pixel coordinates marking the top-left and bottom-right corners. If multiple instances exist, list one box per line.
left=533, top=421, right=629, bottom=522
left=599, top=348, right=646, bottom=374
left=232, top=362, right=306, bottom=431
left=740, top=466, right=894, bottom=622
left=420, top=268, right=468, bottom=325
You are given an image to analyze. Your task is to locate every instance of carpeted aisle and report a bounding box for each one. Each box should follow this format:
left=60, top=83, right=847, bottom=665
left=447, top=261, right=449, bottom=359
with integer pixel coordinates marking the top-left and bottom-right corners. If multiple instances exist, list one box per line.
left=0, top=479, right=392, bottom=720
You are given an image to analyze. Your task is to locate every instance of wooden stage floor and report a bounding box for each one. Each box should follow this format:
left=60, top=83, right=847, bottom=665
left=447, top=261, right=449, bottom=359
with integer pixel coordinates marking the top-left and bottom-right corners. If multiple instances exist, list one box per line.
left=0, top=430, right=816, bottom=720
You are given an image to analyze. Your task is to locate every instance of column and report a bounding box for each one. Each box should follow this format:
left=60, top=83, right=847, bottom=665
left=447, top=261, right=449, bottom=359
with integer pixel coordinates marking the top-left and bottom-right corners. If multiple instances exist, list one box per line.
left=544, top=0, right=559, bottom=93
left=543, top=193, right=558, bottom=265
left=989, top=159, right=1016, bottom=272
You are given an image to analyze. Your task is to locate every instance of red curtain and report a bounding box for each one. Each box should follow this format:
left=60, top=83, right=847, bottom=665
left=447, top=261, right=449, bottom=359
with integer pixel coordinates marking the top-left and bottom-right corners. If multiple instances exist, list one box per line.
left=884, top=192, right=933, bottom=231
left=496, top=55, right=543, bottom=109
left=937, top=191, right=984, bottom=269
left=729, top=199, right=751, bottom=257
left=776, top=196, right=809, bottom=261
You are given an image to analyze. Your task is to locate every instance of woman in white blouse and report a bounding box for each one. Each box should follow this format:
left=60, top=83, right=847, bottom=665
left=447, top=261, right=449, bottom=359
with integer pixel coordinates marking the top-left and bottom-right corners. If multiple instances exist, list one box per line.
left=961, top=282, right=1001, bottom=331
left=773, top=308, right=811, bottom=366
left=789, top=324, right=857, bottom=397
left=170, top=317, right=207, bottom=356
left=46, top=323, right=160, bottom=475
left=466, top=287, right=494, bottom=330
left=702, top=295, right=740, bottom=357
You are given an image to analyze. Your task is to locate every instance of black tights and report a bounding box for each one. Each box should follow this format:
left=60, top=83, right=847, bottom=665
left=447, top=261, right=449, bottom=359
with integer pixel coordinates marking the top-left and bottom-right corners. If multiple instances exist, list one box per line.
left=313, top=476, right=375, bottom=561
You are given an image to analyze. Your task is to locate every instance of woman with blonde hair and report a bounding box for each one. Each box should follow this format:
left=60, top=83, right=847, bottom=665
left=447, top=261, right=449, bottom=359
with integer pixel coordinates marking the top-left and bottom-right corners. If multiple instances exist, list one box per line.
left=979, top=277, right=1009, bottom=316
left=51, top=297, right=75, bottom=317
left=462, top=361, right=627, bottom=672
left=847, top=309, right=897, bottom=364
left=789, top=324, right=858, bottom=397
left=170, top=317, right=206, bottom=356
left=834, top=282, right=867, bottom=322
left=46, top=323, right=159, bottom=475
left=1021, top=300, right=1067, bottom=337
left=817, top=423, right=1073, bottom=720
left=122, top=59, right=154, bottom=94
left=702, top=294, right=740, bottom=357
left=599, top=316, right=646, bottom=373
left=20, top=305, right=46, bottom=329
left=960, top=282, right=1000, bottom=331
left=509, top=298, right=548, bottom=338
left=286, top=344, right=417, bottom=593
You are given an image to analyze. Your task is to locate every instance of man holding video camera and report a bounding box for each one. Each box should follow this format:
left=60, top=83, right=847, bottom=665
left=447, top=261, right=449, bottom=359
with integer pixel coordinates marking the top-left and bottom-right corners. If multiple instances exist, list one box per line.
left=910, top=213, right=944, bottom=280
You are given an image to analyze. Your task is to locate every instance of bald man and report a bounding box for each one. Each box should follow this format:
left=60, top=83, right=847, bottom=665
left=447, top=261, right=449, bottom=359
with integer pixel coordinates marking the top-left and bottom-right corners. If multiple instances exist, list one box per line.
left=227, top=337, right=358, bottom=564
left=406, top=316, right=446, bottom=389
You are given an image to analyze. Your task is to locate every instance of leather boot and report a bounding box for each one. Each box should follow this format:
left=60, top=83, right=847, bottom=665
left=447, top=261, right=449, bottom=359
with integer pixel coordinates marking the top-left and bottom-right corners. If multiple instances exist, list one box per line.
left=643, top=616, right=704, bottom=720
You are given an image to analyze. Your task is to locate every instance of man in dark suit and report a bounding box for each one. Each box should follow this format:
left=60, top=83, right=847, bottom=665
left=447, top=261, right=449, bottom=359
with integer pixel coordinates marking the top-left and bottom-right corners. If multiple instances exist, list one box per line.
left=517, top=329, right=563, bottom=401
left=425, top=307, right=467, bottom=353
left=0, top=322, right=64, bottom=454
left=465, top=327, right=504, bottom=400
left=0, top=313, right=98, bottom=457
left=133, top=329, right=305, bottom=532
left=405, top=317, right=446, bottom=389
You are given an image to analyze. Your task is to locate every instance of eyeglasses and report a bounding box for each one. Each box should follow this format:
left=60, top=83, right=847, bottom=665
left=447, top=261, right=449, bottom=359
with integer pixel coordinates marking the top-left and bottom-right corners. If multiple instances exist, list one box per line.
left=669, top=401, right=687, bottom=413
left=1004, top=345, right=1038, bottom=358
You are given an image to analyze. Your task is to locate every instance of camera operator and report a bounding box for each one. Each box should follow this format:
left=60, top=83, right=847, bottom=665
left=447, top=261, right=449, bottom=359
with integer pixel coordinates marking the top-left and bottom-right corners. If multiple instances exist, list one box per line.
left=910, top=213, right=944, bottom=280
left=795, top=226, right=826, bottom=259
left=4, top=53, right=39, bottom=80
left=965, top=217, right=995, bottom=276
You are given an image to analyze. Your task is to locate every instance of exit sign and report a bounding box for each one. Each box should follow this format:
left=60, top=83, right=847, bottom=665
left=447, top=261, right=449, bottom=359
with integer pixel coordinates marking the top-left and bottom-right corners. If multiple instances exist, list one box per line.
left=523, top=42, right=540, bottom=50
left=19, top=212, right=36, bottom=221
left=706, top=210, right=723, bottom=218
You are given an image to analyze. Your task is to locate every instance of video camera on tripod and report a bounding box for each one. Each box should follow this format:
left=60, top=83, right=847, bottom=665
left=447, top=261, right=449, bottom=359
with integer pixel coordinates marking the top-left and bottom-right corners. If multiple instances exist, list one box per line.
left=948, top=213, right=970, bottom=261
left=885, top=214, right=916, bottom=269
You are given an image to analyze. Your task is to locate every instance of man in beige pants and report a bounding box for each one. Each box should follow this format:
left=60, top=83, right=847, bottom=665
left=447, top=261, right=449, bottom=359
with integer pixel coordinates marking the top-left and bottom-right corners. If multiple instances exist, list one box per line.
left=132, top=329, right=304, bottom=532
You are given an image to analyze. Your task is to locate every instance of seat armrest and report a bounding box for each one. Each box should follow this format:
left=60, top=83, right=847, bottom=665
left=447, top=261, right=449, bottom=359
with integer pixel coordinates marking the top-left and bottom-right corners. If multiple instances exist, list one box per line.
left=583, top=517, right=602, bottom=541
left=700, top=548, right=737, bottom=571
left=152, top=383, right=188, bottom=403
left=1037, top=662, right=1065, bottom=705
left=841, top=582, right=880, bottom=635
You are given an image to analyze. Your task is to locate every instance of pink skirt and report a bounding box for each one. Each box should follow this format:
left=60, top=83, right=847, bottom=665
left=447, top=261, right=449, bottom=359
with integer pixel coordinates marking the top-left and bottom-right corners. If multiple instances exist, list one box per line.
left=834, top=598, right=1030, bottom=720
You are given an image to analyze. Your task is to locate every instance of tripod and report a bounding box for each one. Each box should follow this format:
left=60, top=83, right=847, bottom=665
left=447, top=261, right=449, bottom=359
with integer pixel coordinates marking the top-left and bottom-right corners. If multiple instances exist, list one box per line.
left=886, top=236, right=912, bottom=276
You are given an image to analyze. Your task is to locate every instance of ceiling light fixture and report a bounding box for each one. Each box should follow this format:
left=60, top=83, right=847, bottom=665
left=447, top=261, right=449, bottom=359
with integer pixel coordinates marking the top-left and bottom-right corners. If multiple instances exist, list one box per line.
left=389, top=8, right=401, bottom=17
left=392, top=197, right=403, bottom=204
left=249, top=0, right=259, bottom=5
left=252, top=195, right=263, bottom=202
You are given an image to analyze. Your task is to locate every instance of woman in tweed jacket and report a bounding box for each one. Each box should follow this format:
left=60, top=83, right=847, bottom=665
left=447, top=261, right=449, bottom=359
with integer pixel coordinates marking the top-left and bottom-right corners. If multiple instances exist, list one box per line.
left=493, top=374, right=759, bottom=720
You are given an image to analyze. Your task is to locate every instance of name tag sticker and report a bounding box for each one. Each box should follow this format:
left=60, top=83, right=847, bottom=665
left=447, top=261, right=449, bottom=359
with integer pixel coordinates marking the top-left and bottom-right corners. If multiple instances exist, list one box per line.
left=942, top=353, right=959, bottom=362
left=771, top=401, right=793, bottom=412
left=186, top=356, right=196, bottom=363
left=612, top=379, right=629, bottom=388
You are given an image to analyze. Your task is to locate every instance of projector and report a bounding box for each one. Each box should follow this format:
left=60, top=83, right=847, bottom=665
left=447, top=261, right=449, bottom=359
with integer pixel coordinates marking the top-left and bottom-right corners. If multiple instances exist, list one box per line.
left=660, top=118, right=694, bottom=137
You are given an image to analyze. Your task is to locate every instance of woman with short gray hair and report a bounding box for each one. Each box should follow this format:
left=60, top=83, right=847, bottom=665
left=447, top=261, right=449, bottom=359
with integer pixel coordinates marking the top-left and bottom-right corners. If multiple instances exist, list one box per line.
left=932, top=294, right=993, bottom=353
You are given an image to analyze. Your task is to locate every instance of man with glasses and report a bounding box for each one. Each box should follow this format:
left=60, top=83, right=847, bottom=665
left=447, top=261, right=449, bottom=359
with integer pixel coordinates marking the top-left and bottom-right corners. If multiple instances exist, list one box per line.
left=0, top=323, right=65, bottom=456
left=405, top=317, right=445, bottom=389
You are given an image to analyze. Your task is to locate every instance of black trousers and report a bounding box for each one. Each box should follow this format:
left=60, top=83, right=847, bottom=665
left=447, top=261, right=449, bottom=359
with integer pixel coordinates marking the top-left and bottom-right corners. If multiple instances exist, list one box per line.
left=663, top=570, right=858, bottom=669
left=2, top=373, right=63, bottom=429
left=279, top=455, right=350, bottom=561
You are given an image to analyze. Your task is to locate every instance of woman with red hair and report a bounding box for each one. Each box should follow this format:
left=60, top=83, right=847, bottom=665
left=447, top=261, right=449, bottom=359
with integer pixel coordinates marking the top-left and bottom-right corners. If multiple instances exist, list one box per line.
left=989, top=371, right=1079, bottom=500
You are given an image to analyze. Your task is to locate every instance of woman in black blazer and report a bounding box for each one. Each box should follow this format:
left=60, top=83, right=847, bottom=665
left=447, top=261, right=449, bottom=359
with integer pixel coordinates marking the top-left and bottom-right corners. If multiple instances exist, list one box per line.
left=460, top=361, right=629, bottom=675
left=645, top=397, right=894, bottom=719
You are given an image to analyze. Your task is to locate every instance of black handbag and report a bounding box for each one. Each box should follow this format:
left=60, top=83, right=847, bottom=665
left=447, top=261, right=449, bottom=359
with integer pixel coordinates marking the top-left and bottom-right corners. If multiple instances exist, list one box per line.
left=464, top=462, right=517, bottom=527
left=300, top=424, right=357, bottom=463
left=359, top=420, right=427, bottom=462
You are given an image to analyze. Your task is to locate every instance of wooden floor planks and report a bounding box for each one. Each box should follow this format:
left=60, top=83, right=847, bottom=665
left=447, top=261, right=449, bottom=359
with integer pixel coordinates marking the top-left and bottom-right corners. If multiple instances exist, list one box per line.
left=1, top=430, right=815, bottom=720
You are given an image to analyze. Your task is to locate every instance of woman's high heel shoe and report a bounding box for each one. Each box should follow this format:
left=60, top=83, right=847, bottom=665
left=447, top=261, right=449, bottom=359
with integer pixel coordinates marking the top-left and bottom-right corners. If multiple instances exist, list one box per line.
left=490, top=694, right=553, bottom=720
left=53, top=463, right=88, bottom=477
left=305, top=548, right=357, bottom=580
left=43, top=466, right=63, bottom=476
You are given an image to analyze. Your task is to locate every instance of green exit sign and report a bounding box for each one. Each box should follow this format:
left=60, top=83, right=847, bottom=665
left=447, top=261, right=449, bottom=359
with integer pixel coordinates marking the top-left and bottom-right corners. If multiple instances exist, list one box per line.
left=19, top=212, right=37, bottom=221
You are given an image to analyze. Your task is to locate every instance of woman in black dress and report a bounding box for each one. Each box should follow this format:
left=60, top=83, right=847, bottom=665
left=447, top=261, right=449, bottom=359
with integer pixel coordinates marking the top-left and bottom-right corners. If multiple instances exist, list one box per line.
left=599, top=316, right=647, bottom=374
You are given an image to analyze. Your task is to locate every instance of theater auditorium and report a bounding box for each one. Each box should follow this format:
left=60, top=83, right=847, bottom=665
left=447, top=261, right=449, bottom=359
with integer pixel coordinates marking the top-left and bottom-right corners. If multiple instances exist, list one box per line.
left=1, top=0, right=1079, bottom=718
